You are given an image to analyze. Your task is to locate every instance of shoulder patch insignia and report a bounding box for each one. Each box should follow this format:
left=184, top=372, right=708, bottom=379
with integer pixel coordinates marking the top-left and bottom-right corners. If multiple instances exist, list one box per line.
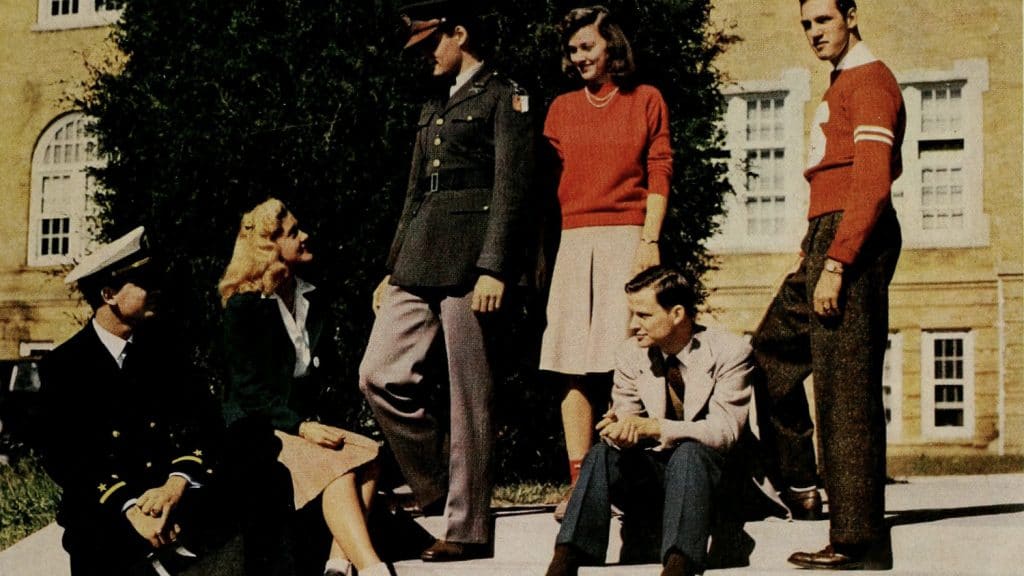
left=512, top=92, right=529, bottom=113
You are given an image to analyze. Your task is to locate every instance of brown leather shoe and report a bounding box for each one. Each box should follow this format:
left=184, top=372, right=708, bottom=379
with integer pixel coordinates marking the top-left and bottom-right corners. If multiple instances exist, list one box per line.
left=661, top=550, right=695, bottom=576
left=788, top=543, right=892, bottom=571
left=782, top=487, right=823, bottom=521
left=545, top=544, right=582, bottom=576
left=420, top=539, right=493, bottom=562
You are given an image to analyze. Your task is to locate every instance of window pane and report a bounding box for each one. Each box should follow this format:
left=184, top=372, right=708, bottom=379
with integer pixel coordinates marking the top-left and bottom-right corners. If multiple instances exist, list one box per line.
left=935, top=409, right=964, bottom=427
left=744, top=95, right=786, bottom=143
left=918, top=147, right=965, bottom=230
left=929, top=334, right=968, bottom=430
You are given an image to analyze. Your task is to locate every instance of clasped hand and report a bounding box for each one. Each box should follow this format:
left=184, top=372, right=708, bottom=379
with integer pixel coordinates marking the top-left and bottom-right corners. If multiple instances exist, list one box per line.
left=129, top=475, right=188, bottom=548
left=595, top=411, right=660, bottom=449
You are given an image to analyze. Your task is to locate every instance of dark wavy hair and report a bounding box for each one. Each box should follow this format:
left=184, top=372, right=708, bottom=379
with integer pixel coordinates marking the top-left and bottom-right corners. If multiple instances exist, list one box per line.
left=801, top=0, right=857, bottom=13
left=558, top=5, right=635, bottom=86
left=800, top=0, right=860, bottom=37
left=625, top=265, right=698, bottom=318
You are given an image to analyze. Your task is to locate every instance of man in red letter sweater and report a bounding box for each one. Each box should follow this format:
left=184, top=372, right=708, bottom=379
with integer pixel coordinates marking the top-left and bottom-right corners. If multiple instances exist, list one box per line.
left=752, top=0, right=905, bottom=569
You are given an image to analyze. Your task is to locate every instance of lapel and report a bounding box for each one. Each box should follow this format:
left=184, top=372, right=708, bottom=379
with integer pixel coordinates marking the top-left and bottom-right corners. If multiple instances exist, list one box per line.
left=443, top=65, right=495, bottom=114
left=639, top=328, right=716, bottom=422
left=681, top=329, right=716, bottom=421
left=641, top=347, right=669, bottom=420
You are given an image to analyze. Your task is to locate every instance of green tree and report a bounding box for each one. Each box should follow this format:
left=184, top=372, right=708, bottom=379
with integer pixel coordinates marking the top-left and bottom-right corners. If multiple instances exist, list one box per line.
left=78, top=0, right=735, bottom=484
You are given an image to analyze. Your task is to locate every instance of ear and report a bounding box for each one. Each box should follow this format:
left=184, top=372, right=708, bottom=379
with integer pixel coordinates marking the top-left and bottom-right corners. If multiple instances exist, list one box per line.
left=453, top=24, right=468, bottom=48
left=669, top=304, right=688, bottom=326
left=101, top=286, right=118, bottom=305
left=844, top=6, right=858, bottom=30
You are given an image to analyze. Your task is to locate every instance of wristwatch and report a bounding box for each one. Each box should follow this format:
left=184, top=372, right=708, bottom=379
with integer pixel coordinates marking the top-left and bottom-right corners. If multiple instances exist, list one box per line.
left=823, top=260, right=844, bottom=274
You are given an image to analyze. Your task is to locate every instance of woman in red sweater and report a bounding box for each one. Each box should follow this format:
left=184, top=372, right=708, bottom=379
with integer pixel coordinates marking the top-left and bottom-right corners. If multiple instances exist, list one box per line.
left=541, top=5, right=673, bottom=519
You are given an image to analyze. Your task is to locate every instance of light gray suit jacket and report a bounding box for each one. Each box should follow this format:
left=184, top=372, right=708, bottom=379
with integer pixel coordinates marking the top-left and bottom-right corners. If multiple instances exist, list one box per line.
left=611, top=325, right=754, bottom=453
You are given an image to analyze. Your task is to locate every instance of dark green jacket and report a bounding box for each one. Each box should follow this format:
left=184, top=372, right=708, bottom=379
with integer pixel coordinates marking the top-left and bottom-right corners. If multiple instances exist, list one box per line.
left=221, top=290, right=328, bottom=433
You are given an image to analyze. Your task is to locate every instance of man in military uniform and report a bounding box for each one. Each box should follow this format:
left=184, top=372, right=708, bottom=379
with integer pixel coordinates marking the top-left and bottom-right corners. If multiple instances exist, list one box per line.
left=359, top=0, right=534, bottom=563
left=39, top=228, right=225, bottom=575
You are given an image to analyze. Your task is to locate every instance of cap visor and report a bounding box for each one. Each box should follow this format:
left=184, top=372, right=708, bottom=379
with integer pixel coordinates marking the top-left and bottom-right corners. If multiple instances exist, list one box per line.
left=404, top=25, right=439, bottom=49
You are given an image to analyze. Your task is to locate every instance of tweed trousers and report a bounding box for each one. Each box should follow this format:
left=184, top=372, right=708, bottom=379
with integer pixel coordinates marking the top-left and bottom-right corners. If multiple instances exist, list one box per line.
left=752, top=208, right=900, bottom=545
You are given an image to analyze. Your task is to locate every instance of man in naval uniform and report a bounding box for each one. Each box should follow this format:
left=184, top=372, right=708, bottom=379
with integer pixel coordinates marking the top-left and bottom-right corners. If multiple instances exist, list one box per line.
left=39, top=227, right=225, bottom=575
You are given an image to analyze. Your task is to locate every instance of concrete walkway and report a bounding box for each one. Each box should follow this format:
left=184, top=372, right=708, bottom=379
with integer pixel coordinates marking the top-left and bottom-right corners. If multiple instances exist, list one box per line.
left=3, top=474, right=1022, bottom=575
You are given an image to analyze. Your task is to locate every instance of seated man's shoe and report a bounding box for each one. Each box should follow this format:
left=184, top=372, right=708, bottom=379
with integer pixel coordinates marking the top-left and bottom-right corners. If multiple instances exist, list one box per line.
left=781, top=487, right=823, bottom=521
left=788, top=543, right=891, bottom=570
left=661, top=550, right=695, bottom=576
left=545, top=544, right=583, bottom=576
left=420, top=539, right=492, bottom=562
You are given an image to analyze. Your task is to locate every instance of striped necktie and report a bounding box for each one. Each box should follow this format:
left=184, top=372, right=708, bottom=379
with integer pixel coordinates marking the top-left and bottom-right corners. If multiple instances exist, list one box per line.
left=665, top=355, right=686, bottom=420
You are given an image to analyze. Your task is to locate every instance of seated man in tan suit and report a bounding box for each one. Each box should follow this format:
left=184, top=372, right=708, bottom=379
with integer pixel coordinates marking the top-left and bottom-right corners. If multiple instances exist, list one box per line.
left=546, top=266, right=755, bottom=576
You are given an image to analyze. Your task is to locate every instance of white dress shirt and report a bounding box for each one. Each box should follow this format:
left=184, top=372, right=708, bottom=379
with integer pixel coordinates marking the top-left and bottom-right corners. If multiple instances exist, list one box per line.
left=267, top=277, right=317, bottom=377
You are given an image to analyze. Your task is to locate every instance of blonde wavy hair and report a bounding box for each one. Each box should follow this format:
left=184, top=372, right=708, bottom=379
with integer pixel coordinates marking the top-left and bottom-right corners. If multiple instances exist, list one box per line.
left=218, top=197, right=292, bottom=306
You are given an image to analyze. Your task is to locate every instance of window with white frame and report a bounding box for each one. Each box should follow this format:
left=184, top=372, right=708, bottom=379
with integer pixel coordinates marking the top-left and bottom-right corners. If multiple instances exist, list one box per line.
left=711, top=68, right=810, bottom=253
left=882, top=333, right=903, bottom=442
left=920, top=331, right=975, bottom=439
left=28, top=113, right=102, bottom=267
left=893, top=60, right=989, bottom=248
left=35, top=0, right=124, bottom=31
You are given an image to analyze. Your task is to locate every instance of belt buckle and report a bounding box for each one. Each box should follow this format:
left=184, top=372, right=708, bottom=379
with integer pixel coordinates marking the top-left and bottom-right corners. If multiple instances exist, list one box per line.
left=429, top=172, right=439, bottom=193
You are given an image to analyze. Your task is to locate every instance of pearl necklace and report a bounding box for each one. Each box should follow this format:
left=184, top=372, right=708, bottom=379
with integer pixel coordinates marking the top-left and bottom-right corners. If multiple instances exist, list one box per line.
left=584, top=86, right=619, bottom=108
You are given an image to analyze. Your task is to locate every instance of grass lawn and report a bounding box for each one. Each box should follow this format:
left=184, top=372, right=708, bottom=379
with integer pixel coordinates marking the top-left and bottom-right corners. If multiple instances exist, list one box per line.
left=0, top=455, right=60, bottom=550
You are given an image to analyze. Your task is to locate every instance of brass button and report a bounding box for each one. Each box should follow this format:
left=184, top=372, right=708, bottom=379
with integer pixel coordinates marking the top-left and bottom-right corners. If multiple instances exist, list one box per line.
left=433, top=137, right=441, bottom=146
left=432, top=159, right=441, bottom=168
left=112, top=430, right=120, bottom=438
left=435, top=118, right=444, bottom=126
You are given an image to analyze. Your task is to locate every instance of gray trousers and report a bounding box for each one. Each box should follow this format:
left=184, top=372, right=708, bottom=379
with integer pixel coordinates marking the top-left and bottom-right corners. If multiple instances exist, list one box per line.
left=752, top=209, right=901, bottom=546
left=557, top=442, right=724, bottom=573
left=359, top=284, right=493, bottom=544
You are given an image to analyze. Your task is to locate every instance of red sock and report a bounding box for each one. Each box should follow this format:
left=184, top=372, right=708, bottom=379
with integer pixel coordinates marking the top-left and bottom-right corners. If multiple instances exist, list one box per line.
left=568, top=459, right=583, bottom=485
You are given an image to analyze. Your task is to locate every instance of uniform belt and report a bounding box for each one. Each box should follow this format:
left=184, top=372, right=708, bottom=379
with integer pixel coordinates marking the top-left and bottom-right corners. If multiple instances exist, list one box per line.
left=419, top=169, right=493, bottom=192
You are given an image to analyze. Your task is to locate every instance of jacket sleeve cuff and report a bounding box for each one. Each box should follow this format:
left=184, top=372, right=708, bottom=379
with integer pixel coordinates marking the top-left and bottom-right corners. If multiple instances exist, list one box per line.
left=98, top=479, right=132, bottom=511
left=647, top=172, right=671, bottom=197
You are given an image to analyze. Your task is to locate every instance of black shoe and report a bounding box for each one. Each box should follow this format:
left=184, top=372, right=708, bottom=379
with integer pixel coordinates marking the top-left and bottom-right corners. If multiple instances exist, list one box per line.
left=782, top=487, right=823, bottom=521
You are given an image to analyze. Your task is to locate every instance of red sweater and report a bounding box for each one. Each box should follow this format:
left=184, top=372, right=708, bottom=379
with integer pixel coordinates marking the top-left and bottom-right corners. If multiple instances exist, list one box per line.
left=544, top=84, right=673, bottom=230
left=805, top=47, right=905, bottom=264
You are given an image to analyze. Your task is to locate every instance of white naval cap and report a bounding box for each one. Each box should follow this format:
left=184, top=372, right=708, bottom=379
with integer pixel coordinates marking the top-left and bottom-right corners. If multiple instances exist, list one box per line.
left=65, top=226, right=149, bottom=285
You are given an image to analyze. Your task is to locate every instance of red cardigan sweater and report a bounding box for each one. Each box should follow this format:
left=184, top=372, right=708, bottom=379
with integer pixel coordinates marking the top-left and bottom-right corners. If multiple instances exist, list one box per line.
left=805, top=47, right=906, bottom=264
left=544, top=84, right=673, bottom=230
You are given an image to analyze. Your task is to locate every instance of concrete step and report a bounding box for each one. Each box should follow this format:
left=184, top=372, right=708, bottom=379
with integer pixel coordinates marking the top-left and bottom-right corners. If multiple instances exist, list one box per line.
left=3, top=474, right=1023, bottom=576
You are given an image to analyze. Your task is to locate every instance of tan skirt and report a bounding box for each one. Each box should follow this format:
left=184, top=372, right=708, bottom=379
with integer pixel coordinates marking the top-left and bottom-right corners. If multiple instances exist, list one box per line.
left=274, top=429, right=379, bottom=509
left=540, top=225, right=640, bottom=375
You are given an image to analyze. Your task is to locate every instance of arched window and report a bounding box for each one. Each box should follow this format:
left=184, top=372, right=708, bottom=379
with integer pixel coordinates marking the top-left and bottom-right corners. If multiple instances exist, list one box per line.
left=28, top=112, right=102, bottom=267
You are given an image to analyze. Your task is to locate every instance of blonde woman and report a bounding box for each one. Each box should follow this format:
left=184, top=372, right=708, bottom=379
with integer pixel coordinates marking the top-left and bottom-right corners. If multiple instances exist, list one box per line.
left=219, top=198, right=393, bottom=576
